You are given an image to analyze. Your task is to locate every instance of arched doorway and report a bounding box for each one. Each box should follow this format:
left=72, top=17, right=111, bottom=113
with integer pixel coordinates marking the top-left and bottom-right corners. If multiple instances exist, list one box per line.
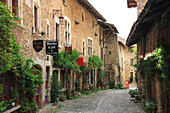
left=32, top=64, right=42, bottom=106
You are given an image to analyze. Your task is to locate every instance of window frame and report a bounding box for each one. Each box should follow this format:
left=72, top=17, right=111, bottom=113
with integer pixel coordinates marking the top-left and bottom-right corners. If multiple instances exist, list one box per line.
left=83, top=42, right=85, bottom=56
left=130, top=59, right=134, bottom=66
left=64, top=20, right=71, bottom=45
left=0, top=72, right=13, bottom=100
left=33, top=1, right=41, bottom=33
left=47, top=24, right=50, bottom=38
left=88, top=38, right=93, bottom=56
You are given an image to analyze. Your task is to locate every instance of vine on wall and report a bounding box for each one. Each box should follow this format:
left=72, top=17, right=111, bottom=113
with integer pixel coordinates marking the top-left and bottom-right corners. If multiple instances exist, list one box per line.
left=137, top=46, right=170, bottom=90
left=0, top=2, right=43, bottom=112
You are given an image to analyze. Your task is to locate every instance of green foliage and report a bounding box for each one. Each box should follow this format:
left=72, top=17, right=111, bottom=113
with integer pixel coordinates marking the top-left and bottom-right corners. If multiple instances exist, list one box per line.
left=80, top=62, right=90, bottom=74
left=128, top=89, right=138, bottom=96
left=109, top=81, right=115, bottom=89
left=88, top=55, right=103, bottom=69
left=89, top=84, right=94, bottom=90
left=144, top=101, right=157, bottom=113
left=53, top=49, right=80, bottom=71
left=92, top=88, right=99, bottom=93
left=137, top=46, right=170, bottom=90
left=0, top=85, right=6, bottom=112
left=0, top=2, right=43, bottom=112
left=66, top=89, right=71, bottom=100
left=51, top=73, right=62, bottom=103
left=75, top=80, right=80, bottom=91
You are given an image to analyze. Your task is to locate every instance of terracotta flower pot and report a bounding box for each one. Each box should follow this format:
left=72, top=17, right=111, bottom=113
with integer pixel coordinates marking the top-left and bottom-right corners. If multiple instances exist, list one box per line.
left=14, top=102, right=18, bottom=107
left=15, top=21, right=20, bottom=24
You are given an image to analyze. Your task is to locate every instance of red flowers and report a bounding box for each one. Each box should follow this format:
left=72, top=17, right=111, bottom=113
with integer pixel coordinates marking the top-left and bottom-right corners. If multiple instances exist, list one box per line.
left=0, top=99, right=3, bottom=101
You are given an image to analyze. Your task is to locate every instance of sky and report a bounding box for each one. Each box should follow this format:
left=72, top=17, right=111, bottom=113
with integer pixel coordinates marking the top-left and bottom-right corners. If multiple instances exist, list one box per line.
left=88, top=0, right=137, bottom=39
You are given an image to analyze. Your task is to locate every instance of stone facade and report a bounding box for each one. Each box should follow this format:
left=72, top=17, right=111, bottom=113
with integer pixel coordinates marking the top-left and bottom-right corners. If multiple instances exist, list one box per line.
left=118, top=36, right=136, bottom=87
left=4, top=0, right=109, bottom=109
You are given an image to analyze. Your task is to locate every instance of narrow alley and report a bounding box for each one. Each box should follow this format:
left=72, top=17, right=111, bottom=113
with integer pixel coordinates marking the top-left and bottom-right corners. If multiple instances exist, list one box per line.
left=1, top=0, right=170, bottom=113
left=40, top=83, right=144, bottom=113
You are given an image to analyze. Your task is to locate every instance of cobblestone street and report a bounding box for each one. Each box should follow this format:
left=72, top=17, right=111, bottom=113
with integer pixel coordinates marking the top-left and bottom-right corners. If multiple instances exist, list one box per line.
left=40, top=88, right=145, bottom=113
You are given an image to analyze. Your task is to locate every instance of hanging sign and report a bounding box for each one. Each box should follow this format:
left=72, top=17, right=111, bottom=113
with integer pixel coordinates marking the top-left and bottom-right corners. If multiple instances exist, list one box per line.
left=46, top=42, right=58, bottom=55
left=77, top=58, right=83, bottom=66
left=33, top=40, right=44, bottom=52
left=65, top=47, right=72, bottom=55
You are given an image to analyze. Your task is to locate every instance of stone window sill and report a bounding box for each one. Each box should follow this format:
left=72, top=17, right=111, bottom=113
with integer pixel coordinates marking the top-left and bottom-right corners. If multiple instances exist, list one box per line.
left=32, top=32, right=41, bottom=38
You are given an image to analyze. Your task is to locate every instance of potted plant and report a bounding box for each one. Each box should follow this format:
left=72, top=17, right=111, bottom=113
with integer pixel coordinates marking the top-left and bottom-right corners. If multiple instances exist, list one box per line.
left=59, top=95, right=66, bottom=102
left=128, top=89, right=138, bottom=97
left=144, top=101, right=157, bottom=113
left=35, top=28, right=39, bottom=33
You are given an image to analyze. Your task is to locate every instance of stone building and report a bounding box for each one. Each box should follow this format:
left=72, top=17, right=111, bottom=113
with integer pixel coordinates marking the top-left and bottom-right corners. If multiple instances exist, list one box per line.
left=127, top=0, right=170, bottom=112
left=52, top=0, right=107, bottom=92
left=0, top=0, right=113, bottom=110
left=118, top=36, right=136, bottom=87
left=1, top=0, right=120, bottom=111
left=98, top=21, right=119, bottom=88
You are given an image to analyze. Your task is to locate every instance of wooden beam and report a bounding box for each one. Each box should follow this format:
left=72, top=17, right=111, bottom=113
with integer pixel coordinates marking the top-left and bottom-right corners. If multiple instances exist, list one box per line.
left=100, top=31, right=112, bottom=42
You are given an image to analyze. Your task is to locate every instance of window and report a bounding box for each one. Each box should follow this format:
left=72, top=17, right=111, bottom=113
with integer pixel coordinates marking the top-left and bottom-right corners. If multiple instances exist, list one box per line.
left=101, top=47, right=103, bottom=61
left=47, top=25, right=50, bottom=38
left=130, top=59, right=133, bottom=66
left=65, top=21, right=71, bottom=44
left=82, top=12, right=84, bottom=22
left=88, top=39, right=92, bottom=56
left=122, top=58, right=123, bottom=71
left=12, top=0, right=18, bottom=16
left=92, top=21, right=94, bottom=28
left=0, top=72, right=13, bottom=100
left=34, top=5, right=38, bottom=29
left=56, top=23, right=59, bottom=41
left=83, top=42, right=85, bottom=56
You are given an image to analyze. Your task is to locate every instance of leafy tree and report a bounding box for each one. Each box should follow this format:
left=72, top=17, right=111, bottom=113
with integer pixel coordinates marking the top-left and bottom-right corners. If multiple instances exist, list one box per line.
left=88, top=55, right=103, bottom=69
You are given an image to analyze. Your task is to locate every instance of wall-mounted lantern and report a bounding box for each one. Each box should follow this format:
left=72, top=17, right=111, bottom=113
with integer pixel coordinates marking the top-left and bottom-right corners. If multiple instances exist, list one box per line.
left=53, top=10, right=64, bottom=24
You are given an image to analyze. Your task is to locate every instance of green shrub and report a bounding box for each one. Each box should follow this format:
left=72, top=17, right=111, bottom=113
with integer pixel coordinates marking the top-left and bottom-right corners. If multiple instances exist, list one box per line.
left=144, top=101, right=157, bottom=113
left=109, top=81, right=115, bottom=89
left=128, top=89, right=138, bottom=96
left=50, top=73, right=62, bottom=103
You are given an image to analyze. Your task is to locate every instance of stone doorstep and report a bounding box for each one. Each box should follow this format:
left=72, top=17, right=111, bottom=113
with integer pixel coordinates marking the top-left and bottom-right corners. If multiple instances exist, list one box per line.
left=38, top=103, right=57, bottom=113
left=4, top=105, right=21, bottom=113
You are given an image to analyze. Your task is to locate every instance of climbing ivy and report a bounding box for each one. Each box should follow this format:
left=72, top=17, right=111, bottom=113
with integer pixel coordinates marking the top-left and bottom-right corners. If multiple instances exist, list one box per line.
left=137, top=46, right=170, bottom=90
left=0, top=2, right=43, bottom=112
left=88, top=55, right=103, bottom=69
left=53, top=49, right=80, bottom=71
